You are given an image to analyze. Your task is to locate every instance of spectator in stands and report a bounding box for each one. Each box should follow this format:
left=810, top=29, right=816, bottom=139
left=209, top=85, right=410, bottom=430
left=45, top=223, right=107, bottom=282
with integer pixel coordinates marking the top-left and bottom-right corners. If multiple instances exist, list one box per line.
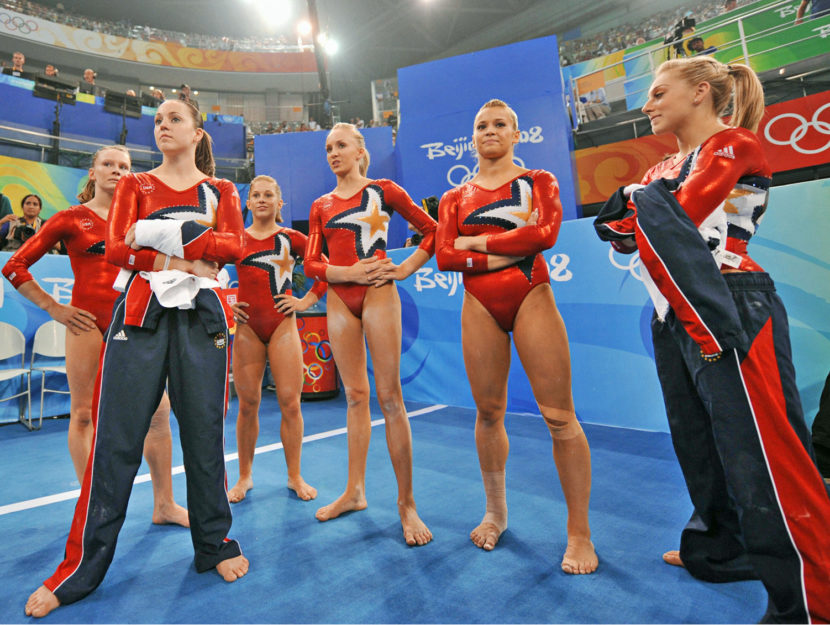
left=584, top=87, right=611, bottom=120
left=795, top=0, right=830, bottom=23
left=125, top=89, right=137, bottom=97
left=44, top=64, right=59, bottom=77
left=178, top=83, right=199, bottom=109
left=687, top=36, right=718, bottom=55
left=152, top=88, right=164, bottom=100
left=724, top=0, right=738, bottom=11
left=79, top=68, right=97, bottom=95
left=0, top=194, right=50, bottom=252
left=0, top=190, right=12, bottom=220
left=2, top=51, right=27, bottom=77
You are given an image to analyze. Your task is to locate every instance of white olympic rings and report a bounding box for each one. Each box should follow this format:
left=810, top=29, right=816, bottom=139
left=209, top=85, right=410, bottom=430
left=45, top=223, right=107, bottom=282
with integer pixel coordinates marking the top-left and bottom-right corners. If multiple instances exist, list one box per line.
left=608, top=247, right=643, bottom=282
left=446, top=156, right=526, bottom=187
left=0, top=13, right=38, bottom=34
left=763, top=102, right=830, bottom=155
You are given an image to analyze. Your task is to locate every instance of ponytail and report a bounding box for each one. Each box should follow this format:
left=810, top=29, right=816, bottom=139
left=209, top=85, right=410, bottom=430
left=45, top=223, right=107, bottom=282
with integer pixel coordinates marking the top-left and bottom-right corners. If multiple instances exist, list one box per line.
left=195, top=130, right=215, bottom=177
left=727, top=63, right=765, bottom=133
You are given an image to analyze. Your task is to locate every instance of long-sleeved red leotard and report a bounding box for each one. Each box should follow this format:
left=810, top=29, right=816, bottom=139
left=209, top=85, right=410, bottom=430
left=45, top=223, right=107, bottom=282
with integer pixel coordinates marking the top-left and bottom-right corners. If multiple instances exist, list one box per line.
left=304, top=179, right=437, bottom=318
left=436, top=169, right=562, bottom=332
left=3, top=205, right=118, bottom=333
left=236, top=227, right=327, bottom=342
left=107, top=172, right=244, bottom=328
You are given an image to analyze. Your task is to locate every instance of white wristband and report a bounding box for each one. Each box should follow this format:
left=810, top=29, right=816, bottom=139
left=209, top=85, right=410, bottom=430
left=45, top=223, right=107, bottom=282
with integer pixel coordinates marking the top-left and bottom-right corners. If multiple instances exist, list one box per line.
left=162, top=254, right=171, bottom=271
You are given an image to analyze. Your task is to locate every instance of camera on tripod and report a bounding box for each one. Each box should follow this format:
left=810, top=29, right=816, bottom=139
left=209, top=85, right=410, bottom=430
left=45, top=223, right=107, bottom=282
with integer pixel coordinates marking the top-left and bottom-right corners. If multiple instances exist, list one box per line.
left=12, top=224, right=36, bottom=243
left=664, top=15, right=696, bottom=58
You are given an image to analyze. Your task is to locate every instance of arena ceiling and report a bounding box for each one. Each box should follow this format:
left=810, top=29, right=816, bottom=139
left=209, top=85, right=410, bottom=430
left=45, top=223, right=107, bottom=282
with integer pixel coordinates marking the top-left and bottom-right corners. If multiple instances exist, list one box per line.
left=25, top=0, right=631, bottom=116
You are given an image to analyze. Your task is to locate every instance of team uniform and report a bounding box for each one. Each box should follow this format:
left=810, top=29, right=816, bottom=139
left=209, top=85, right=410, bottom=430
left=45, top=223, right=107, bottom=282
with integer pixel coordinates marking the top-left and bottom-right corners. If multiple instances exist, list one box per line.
left=595, top=127, right=830, bottom=623
left=2, top=205, right=117, bottom=333
left=305, top=179, right=437, bottom=317
left=435, top=170, right=562, bottom=332
left=236, top=227, right=326, bottom=342
left=41, top=172, right=244, bottom=606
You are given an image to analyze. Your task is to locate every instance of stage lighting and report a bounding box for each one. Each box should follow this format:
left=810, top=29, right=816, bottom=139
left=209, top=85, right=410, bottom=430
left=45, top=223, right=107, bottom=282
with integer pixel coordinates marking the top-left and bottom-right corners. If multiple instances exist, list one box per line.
left=297, top=20, right=312, bottom=36
left=324, top=38, right=339, bottom=55
left=260, top=0, right=291, bottom=27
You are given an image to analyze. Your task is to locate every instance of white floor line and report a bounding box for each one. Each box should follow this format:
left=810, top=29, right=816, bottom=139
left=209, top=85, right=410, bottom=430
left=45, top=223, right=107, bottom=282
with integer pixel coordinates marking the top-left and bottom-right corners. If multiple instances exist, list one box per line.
left=0, top=404, right=447, bottom=517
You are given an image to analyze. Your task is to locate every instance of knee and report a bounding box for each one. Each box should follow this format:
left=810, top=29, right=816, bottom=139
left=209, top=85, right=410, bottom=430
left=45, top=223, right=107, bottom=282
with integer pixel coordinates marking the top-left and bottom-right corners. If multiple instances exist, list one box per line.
left=148, top=407, right=171, bottom=433
left=476, top=398, right=507, bottom=425
left=70, top=406, right=92, bottom=430
left=375, top=386, right=403, bottom=417
left=343, top=385, right=370, bottom=410
left=278, top=396, right=301, bottom=420
left=541, top=408, right=582, bottom=440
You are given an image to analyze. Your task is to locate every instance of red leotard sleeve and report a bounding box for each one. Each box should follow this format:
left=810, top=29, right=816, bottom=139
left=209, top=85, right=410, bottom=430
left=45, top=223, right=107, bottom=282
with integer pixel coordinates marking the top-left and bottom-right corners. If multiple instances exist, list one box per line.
left=435, top=187, right=490, bottom=273
left=673, top=128, right=766, bottom=226
left=484, top=170, right=563, bottom=257
left=288, top=228, right=327, bottom=299
left=200, top=179, right=244, bottom=264
left=380, top=180, right=437, bottom=256
left=304, top=199, right=328, bottom=282
left=106, top=175, right=159, bottom=271
left=2, top=210, right=72, bottom=288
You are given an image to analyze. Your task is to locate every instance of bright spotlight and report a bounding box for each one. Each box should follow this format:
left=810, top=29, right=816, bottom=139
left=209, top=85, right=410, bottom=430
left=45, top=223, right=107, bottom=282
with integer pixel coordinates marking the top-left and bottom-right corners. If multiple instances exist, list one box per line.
left=317, top=32, right=328, bottom=45
left=260, top=0, right=291, bottom=28
left=297, top=20, right=312, bottom=36
left=324, top=38, right=339, bottom=55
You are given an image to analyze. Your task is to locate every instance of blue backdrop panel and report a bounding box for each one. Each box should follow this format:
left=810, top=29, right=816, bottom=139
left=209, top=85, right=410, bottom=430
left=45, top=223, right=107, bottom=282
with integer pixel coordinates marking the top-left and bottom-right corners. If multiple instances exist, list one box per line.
left=395, top=36, right=579, bottom=220
left=253, top=127, right=406, bottom=245
left=384, top=178, right=830, bottom=432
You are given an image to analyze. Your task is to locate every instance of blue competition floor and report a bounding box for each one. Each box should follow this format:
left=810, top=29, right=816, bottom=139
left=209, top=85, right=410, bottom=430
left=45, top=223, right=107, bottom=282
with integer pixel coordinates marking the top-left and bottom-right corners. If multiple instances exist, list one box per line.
left=0, top=394, right=766, bottom=624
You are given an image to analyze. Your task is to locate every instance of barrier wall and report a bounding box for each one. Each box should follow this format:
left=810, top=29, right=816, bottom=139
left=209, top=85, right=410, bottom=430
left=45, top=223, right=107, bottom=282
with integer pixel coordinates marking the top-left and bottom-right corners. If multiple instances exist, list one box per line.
left=2, top=178, right=828, bottom=427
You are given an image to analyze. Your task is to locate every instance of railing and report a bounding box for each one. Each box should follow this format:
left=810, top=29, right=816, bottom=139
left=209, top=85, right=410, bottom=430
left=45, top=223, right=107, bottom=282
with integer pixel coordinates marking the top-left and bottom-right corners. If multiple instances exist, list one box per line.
left=565, top=0, right=830, bottom=130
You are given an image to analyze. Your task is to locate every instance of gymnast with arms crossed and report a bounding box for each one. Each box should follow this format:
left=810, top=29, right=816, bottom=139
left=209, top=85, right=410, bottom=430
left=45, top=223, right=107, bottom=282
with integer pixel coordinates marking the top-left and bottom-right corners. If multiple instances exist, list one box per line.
left=304, top=122, right=437, bottom=546
left=228, top=174, right=325, bottom=503
left=2, top=146, right=187, bottom=528
left=25, top=100, right=248, bottom=618
left=436, top=99, right=597, bottom=574
left=594, top=56, right=830, bottom=622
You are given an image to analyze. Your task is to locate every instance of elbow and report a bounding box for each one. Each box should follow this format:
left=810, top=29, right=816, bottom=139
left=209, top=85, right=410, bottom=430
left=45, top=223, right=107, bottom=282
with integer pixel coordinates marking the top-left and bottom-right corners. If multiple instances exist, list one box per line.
left=435, top=249, right=452, bottom=272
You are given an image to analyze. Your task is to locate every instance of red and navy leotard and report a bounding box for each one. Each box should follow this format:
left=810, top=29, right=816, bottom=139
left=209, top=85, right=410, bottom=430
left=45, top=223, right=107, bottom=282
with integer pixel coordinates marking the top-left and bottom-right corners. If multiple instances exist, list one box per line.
left=236, top=227, right=327, bottom=342
left=2, top=204, right=118, bottom=333
left=107, top=172, right=244, bottom=328
left=436, top=169, right=562, bottom=332
left=305, top=179, right=437, bottom=318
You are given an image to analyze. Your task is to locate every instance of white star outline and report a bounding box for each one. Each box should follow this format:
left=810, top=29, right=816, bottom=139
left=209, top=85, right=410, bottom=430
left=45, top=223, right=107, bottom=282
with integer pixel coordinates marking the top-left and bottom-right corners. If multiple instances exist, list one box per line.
left=463, top=177, right=534, bottom=230
left=326, top=186, right=392, bottom=258
left=149, top=182, right=220, bottom=227
left=242, top=232, right=295, bottom=295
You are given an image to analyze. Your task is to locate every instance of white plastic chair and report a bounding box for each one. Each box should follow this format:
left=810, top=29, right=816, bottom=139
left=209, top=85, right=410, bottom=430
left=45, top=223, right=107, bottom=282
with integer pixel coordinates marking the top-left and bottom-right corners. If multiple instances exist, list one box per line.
left=0, top=321, right=32, bottom=429
left=31, top=320, right=69, bottom=429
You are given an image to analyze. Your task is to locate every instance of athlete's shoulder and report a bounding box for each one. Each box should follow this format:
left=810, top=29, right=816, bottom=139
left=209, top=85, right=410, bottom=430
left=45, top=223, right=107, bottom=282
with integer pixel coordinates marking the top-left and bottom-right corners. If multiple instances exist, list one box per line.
left=526, top=169, right=558, bottom=186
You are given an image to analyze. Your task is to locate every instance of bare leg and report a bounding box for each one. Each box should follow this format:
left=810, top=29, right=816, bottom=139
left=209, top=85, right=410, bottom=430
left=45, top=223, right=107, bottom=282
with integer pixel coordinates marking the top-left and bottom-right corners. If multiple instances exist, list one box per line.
left=229, top=324, right=266, bottom=503
left=513, top=285, right=597, bottom=575
left=363, top=283, right=431, bottom=546
left=24, top=586, right=60, bottom=618
left=315, top=289, right=369, bottom=521
left=216, top=554, right=249, bottom=582
left=268, top=318, right=316, bottom=500
left=461, top=293, right=512, bottom=551
left=64, top=329, right=103, bottom=483
left=143, top=392, right=189, bottom=526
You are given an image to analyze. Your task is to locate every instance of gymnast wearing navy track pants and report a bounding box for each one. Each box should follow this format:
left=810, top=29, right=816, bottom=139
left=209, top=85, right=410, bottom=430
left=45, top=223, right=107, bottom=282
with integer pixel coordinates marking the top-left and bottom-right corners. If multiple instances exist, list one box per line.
left=25, top=99, right=249, bottom=619
left=595, top=57, right=830, bottom=623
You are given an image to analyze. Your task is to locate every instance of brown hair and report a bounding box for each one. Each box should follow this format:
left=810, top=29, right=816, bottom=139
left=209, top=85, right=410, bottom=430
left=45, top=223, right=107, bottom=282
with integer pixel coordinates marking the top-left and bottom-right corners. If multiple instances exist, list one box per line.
left=21, top=194, right=42, bottom=209
left=658, top=56, right=765, bottom=132
left=78, top=145, right=131, bottom=203
left=329, top=122, right=370, bottom=176
left=249, top=174, right=283, bottom=222
left=476, top=99, right=519, bottom=130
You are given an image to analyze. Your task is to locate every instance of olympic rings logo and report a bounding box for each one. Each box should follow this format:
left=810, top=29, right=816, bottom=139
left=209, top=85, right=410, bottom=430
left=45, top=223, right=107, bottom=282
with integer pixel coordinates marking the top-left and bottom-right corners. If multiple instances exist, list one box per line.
left=763, top=103, right=830, bottom=155
left=0, top=13, right=38, bottom=34
left=446, top=156, right=526, bottom=187
left=608, top=247, right=643, bottom=282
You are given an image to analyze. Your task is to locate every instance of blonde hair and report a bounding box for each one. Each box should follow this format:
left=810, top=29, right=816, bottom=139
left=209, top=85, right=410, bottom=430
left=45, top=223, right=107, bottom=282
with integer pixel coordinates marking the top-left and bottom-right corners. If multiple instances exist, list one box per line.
left=658, top=56, right=765, bottom=132
left=249, top=174, right=283, bottom=222
left=329, top=122, right=370, bottom=176
left=78, top=145, right=131, bottom=203
left=476, top=99, right=519, bottom=130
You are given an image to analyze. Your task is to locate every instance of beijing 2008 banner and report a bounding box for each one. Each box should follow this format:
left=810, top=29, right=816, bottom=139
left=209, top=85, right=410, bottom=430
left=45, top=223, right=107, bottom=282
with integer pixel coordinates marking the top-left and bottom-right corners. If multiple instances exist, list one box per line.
left=395, top=36, right=580, bottom=220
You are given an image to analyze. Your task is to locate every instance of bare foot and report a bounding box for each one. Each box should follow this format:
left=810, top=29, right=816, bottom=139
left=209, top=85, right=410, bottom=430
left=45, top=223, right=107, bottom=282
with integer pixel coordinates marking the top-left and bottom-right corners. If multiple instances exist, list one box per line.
left=287, top=476, right=317, bottom=501
left=24, top=586, right=59, bottom=618
left=216, top=555, right=249, bottom=582
left=315, top=491, right=367, bottom=521
left=663, top=550, right=684, bottom=567
left=152, top=501, right=189, bottom=527
left=228, top=476, right=253, bottom=504
left=399, top=503, right=432, bottom=546
left=470, top=512, right=507, bottom=551
left=561, top=536, right=598, bottom=575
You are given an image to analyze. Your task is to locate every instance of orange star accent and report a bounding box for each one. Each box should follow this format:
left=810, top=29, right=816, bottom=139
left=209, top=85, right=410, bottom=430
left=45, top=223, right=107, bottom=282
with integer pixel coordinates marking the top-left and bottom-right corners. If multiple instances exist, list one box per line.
left=357, top=201, right=390, bottom=237
left=511, top=191, right=533, bottom=222
left=724, top=188, right=755, bottom=214
left=271, top=252, right=293, bottom=277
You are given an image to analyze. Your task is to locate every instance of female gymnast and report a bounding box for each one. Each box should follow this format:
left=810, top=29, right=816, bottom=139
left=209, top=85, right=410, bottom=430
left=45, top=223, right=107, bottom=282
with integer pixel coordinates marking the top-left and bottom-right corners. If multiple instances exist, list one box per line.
left=228, top=174, right=325, bottom=503
left=435, top=99, right=597, bottom=575
left=304, top=122, right=437, bottom=546
left=2, top=146, right=187, bottom=528
left=594, top=56, right=830, bottom=622
left=25, top=100, right=248, bottom=618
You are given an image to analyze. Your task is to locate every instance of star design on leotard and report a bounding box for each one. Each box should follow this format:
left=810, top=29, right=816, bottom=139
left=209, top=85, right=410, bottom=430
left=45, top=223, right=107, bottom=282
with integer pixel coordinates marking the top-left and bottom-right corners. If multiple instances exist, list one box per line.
left=146, top=182, right=220, bottom=227
left=240, top=232, right=294, bottom=297
left=326, top=185, right=392, bottom=259
left=86, top=240, right=106, bottom=255
left=462, top=176, right=534, bottom=231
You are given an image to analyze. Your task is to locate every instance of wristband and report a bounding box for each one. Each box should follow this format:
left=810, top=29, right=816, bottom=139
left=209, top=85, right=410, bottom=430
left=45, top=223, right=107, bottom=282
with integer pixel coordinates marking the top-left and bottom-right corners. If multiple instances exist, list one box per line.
left=162, top=254, right=171, bottom=271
